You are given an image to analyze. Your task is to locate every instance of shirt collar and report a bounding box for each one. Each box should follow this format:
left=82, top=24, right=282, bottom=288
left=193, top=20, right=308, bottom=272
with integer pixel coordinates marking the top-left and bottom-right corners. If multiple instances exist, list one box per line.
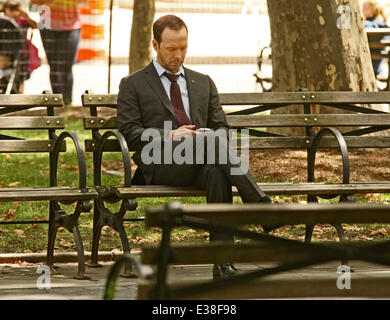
left=153, top=58, right=185, bottom=78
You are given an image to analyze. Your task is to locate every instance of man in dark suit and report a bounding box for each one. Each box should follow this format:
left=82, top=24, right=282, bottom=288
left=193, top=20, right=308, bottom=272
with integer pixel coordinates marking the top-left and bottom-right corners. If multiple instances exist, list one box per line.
left=117, top=14, right=276, bottom=278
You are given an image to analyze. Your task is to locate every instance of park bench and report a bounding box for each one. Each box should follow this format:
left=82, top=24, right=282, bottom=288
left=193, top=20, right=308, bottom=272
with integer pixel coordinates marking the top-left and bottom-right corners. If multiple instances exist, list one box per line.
left=253, top=44, right=272, bottom=92
left=254, top=30, right=390, bottom=91
left=0, top=93, right=98, bottom=279
left=366, top=28, right=390, bottom=90
left=104, top=201, right=390, bottom=299
left=81, top=90, right=390, bottom=269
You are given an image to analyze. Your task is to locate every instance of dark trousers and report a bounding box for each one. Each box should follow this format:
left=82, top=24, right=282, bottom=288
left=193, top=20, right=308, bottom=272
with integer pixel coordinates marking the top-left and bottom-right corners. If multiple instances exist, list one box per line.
left=150, top=131, right=270, bottom=242
left=40, top=29, right=80, bottom=103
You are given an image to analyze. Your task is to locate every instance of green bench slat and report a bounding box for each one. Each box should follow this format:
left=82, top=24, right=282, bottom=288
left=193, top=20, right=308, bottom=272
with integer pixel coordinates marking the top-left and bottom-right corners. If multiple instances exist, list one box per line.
left=0, top=140, right=66, bottom=153
left=84, top=136, right=390, bottom=152
left=83, top=114, right=390, bottom=130
left=141, top=243, right=309, bottom=265
left=369, top=42, right=389, bottom=49
left=245, top=136, right=390, bottom=149
left=0, top=117, right=65, bottom=129
left=219, top=91, right=390, bottom=105
left=372, top=53, right=390, bottom=60
left=81, top=94, right=118, bottom=107
left=0, top=94, right=63, bottom=107
left=82, top=91, right=390, bottom=108
left=227, top=114, right=390, bottom=127
left=84, top=116, right=117, bottom=129
left=85, top=139, right=119, bottom=152
left=366, top=28, right=390, bottom=37
left=116, top=182, right=390, bottom=198
left=145, top=202, right=390, bottom=227
left=137, top=275, right=390, bottom=300
left=0, top=187, right=98, bottom=201
left=141, top=241, right=390, bottom=265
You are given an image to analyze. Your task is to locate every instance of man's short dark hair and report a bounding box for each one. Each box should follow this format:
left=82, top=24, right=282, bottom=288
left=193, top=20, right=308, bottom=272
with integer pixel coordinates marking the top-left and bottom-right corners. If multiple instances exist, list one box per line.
left=153, top=15, right=188, bottom=44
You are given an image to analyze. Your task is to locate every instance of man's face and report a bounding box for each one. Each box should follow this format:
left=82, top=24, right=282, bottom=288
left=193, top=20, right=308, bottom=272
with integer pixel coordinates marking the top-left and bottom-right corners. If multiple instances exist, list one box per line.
left=153, top=26, right=188, bottom=73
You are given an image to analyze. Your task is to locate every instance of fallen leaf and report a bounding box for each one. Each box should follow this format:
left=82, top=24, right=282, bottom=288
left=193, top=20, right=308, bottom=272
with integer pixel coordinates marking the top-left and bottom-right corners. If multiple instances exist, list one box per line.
left=25, top=223, right=39, bottom=231
left=13, top=229, right=25, bottom=237
left=59, top=240, right=73, bottom=248
left=186, top=228, right=197, bottom=233
left=4, top=210, right=16, bottom=218
left=370, top=228, right=388, bottom=236
left=8, top=181, right=21, bottom=187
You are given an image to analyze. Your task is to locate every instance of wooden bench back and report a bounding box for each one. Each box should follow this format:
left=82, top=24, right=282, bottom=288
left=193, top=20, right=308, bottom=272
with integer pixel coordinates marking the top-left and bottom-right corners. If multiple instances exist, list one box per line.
left=0, top=94, right=65, bottom=153
left=81, top=91, right=390, bottom=151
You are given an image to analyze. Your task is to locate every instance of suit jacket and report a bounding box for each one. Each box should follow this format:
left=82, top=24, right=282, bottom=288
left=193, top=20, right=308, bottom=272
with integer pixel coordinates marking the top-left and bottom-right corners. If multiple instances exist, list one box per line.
left=117, top=61, right=230, bottom=184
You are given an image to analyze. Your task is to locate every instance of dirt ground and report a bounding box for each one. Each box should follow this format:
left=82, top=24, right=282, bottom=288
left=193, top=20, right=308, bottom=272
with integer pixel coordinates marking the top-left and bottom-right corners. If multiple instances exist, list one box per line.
left=248, top=149, right=390, bottom=183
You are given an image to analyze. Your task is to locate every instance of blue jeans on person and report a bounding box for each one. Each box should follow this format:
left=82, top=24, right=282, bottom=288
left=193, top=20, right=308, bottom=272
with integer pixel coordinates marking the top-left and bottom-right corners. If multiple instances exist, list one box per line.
left=40, top=29, right=80, bottom=104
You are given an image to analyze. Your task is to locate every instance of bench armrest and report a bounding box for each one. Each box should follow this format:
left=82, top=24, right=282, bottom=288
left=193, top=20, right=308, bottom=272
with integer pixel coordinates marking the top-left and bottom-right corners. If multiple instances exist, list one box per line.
left=50, top=130, right=88, bottom=190
left=307, top=127, right=351, bottom=201
left=94, top=129, right=133, bottom=187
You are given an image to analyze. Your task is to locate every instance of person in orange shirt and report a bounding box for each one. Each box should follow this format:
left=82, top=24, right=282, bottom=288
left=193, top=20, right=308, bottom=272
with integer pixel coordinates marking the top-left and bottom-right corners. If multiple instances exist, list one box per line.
left=31, top=0, right=87, bottom=105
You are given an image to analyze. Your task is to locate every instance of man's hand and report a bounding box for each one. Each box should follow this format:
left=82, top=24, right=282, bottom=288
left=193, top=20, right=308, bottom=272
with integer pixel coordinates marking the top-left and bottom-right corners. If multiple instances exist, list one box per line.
left=169, top=125, right=200, bottom=140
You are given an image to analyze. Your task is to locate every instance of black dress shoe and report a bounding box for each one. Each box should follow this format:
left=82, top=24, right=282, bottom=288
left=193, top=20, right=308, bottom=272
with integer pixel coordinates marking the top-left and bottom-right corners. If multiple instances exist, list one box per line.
left=213, top=263, right=238, bottom=279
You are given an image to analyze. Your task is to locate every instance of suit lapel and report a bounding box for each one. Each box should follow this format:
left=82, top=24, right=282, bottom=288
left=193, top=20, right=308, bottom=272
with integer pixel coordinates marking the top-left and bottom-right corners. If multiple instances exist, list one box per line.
left=143, top=62, right=175, bottom=118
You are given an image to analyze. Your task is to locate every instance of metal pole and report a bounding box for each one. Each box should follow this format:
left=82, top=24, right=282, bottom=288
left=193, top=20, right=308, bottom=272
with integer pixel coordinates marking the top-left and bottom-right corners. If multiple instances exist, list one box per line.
left=108, top=0, right=113, bottom=93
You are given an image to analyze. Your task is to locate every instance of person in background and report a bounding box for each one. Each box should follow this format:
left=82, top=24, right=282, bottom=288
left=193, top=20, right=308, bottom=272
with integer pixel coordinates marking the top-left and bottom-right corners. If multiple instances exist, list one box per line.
left=363, top=0, right=389, bottom=76
left=31, top=0, right=87, bottom=105
left=1, top=0, right=39, bottom=92
left=2, top=0, right=37, bottom=29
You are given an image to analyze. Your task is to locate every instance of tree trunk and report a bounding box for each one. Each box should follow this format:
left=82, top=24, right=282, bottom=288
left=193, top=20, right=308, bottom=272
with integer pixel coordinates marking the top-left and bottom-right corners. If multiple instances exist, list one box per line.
left=267, top=0, right=381, bottom=135
left=129, top=0, right=156, bottom=74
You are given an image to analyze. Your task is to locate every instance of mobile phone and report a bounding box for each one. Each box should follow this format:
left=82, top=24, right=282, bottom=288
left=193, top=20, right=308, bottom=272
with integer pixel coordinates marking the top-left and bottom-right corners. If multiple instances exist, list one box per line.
left=196, top=128, right=213, bottom=133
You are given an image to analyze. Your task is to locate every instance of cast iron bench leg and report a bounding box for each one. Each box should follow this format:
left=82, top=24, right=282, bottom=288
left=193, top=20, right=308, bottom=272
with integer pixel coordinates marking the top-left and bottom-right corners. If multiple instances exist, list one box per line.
left=46, top=200, right=91, bottom=280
